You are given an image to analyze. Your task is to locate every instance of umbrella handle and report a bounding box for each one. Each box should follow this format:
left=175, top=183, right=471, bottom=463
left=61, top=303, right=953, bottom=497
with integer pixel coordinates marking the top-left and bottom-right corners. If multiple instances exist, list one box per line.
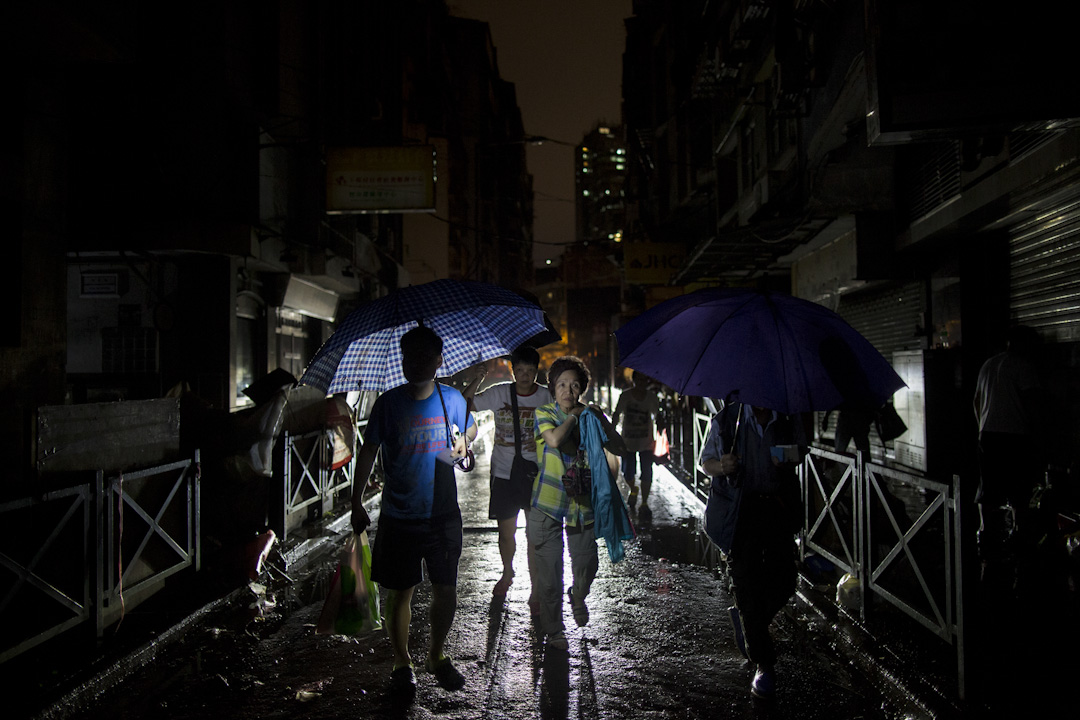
left=436, top=382, right=475, bottom=472
left=455, top=449, right=476, bottom=472
left=726, top=404, right=743, bottom=488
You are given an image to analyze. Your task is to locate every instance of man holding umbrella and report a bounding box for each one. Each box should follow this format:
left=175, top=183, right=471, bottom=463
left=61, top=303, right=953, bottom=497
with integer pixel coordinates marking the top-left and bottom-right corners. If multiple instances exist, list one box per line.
left=699, top=403, right=807, bottom=699
left=614, top=286, right=904, bottom=697
left=350, top=326, right=477, bottom=699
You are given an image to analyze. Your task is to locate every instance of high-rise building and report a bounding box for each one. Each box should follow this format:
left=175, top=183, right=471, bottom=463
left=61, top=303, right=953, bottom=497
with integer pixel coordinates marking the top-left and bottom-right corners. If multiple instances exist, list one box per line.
left=575, top=125, right=627, bottom=248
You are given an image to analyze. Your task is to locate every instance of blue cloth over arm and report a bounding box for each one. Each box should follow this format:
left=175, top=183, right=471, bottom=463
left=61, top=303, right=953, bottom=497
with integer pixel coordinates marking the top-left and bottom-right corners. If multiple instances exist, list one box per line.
left=580, top=409, right=635, bottom=562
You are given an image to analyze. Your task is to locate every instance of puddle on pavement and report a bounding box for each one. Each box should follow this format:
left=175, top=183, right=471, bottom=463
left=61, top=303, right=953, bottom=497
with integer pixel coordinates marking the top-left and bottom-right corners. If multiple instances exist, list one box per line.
left=637, top=514, right=718, bottom=568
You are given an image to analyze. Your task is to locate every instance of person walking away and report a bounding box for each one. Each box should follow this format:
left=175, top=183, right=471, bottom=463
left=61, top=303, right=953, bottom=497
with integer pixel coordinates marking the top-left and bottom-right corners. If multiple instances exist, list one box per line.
left=350, top=326, right=477, bottom=700
left=700, top=403, right=807, bottom=698
left=972, top=324, right=1046, bottom=588
left=463, top=346, right=552, bottom=600
left=613, top=370, right=660, bottom=508
left=528, top=356, right=621, bottom=652
left=820, top=406, right=874, bottom=457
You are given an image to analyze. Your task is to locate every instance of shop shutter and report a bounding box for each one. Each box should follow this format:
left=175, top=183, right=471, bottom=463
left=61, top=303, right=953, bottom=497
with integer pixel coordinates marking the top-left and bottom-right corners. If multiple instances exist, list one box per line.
left=1008, top=182, right=1080, bottom=342
left=837, top=281, right=925, bottom=362
left=821, top=281, right=925, bottom=458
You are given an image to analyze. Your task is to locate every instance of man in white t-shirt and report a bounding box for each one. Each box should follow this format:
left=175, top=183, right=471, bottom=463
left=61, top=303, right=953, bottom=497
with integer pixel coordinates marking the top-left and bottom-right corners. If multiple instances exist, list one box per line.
left=972, top=324, right=1046, bottom=561
left=613, top=371, right=660, bottom=507
left=464, top=346, right=552, bottom=599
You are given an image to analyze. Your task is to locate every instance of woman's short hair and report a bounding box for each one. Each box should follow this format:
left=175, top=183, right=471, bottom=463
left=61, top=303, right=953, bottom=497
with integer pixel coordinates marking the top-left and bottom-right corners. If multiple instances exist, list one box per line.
left=547, top=355, right=590, bottom=394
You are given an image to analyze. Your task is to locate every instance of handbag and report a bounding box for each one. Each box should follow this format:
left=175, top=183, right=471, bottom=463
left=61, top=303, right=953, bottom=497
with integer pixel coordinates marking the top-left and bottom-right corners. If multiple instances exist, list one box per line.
left=562, top=444, right=593, bottom=497
left=509, top=388, right=539, bottom=486
left=316, top=531, right=381, bottom=636
left=875, top=402, right=907, bottom=442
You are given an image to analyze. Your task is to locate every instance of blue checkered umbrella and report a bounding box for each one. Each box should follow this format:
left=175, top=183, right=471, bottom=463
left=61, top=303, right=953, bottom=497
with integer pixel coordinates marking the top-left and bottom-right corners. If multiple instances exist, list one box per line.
left=300, top=279, right=549, bottom=394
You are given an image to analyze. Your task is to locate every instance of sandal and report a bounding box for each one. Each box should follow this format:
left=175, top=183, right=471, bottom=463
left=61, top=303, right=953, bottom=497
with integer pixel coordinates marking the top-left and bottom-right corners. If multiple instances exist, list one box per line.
left=493, top=574, right=513, bottom=596
left=426, top=655, right=466, bottom=691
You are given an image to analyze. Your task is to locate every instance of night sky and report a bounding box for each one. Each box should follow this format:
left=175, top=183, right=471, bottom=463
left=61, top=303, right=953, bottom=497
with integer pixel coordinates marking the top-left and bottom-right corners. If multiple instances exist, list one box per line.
left=449, top=1, right=634, bottom=267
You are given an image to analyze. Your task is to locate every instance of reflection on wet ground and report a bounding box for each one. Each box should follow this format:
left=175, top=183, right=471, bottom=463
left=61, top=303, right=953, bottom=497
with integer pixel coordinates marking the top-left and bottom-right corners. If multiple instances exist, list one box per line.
left=25, top=436, right=924, bottom=720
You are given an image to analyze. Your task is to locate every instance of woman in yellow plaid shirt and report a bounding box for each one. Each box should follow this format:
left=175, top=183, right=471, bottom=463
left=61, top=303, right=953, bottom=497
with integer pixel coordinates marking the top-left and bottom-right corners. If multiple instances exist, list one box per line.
left=526, top=356, right=620, bottom=652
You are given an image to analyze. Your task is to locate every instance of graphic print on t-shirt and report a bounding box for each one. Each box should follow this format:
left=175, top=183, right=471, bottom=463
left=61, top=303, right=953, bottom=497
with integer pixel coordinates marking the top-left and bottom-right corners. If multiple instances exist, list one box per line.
left=493, top=403, right=539, bottom=454
left=398, top=412, right=449, bottom=457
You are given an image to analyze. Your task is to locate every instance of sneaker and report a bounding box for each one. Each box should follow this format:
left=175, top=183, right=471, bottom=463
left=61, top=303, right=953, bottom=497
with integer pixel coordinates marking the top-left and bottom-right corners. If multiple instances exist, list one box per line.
left=729, top=605, right=748, bottom=659
left=388, top=665, right=417, bottom=700
left=627, top=487, right=639, bottom=508
left=568, top=586, right=589, bottom=627
left=751, top=666, right=776, bottom=698
left=546, top=631, right=568, bottom=651
left=425, top=655, right=466, bottom=691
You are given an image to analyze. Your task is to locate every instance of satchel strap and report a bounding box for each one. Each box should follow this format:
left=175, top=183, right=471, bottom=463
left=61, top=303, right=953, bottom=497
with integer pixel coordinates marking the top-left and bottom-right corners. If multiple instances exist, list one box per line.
left=510, top=386, right=523, bottom=458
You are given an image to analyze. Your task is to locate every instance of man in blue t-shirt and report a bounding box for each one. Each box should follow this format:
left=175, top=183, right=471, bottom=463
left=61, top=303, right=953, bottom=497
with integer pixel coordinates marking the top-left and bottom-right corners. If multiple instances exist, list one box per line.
left=350, top=326, right=476, bottom=699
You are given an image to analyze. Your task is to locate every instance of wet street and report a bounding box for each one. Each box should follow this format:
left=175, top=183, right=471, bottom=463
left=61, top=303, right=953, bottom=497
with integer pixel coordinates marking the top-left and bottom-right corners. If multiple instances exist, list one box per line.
left=40, top=432, right=918, bottom=720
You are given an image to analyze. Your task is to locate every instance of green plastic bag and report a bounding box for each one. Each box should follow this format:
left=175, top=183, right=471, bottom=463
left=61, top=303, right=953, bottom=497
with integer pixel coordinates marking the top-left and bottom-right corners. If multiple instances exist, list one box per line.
left=316, top=531, right=382, bottom=635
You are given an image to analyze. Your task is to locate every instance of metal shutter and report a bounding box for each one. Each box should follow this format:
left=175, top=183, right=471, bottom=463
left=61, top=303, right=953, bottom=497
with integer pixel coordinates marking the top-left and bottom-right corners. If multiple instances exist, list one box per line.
left=837, top=281, right=925, bottom=361
left=1008, top=182, right=1080, bottom=342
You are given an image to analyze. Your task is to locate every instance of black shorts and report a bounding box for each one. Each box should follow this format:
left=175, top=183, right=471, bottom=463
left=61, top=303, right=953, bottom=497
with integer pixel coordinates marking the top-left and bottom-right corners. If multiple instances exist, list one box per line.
left=370, top=512, right=463, bottom=590
left=488, top=469, right=533, bottom=521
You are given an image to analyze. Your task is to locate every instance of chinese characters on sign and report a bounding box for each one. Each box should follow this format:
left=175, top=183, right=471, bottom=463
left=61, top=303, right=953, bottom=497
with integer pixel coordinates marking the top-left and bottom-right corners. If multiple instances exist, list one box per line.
left=326, top=146, right=436, bottom=213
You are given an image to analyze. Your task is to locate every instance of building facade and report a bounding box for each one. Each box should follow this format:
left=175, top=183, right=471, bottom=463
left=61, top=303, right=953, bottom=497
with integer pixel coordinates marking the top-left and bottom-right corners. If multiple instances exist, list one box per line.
left=621, top=0, right=1080, bottom=474
left=5, top=0, right=534, bottom=490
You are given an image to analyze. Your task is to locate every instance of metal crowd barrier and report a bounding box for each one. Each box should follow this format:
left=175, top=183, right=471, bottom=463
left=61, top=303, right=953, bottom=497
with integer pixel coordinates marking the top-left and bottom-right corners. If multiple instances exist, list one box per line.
left=0, top=452, right=201, bottom=663
left=802, top=447, right=862, bottom=582
left=0, top=485, right=93, bottom=663
left=272, top=429, right=356, bottom=541
left=96, top=454, right=202, bottom=636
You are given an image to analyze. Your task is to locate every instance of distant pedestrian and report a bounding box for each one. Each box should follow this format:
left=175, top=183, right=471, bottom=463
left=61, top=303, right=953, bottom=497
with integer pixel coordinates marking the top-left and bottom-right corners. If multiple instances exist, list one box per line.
left=613, top=370, right=660, bottom=508
left=350, top=326, right=477, bottom=700
left=821, top=406, right=874, bottom=457
left=463, top=346, right=553, bottom=599
left=972, top=325, right=1046, bottom=566
left=528, top=356, right=622, bottom=651
left=700, top=403, right=807, bottom=698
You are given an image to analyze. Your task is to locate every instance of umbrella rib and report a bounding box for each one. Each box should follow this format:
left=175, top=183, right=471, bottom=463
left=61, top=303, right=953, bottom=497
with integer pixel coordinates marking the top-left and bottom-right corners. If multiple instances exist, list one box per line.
left=767, top=294, right=794, bottom=413
left=773, top=295, right=812, bottom=414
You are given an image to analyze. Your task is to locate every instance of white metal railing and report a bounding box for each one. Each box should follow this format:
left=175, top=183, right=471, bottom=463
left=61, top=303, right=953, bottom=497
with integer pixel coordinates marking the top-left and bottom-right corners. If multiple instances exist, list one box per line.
left=668, top=410, right=966, bottom=699
left=96, top=454, right=201, bottom=636
left=0, top=485, right=92, bottom=663
left=0, top=452, right=201, bottom=662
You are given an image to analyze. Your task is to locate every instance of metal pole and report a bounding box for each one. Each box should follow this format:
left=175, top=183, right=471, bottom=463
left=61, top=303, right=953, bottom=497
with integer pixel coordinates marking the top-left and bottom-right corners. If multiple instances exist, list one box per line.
left=953, top=473, right=966, bottom=700
left=95, top=470, right=105, bottom=638
left=194, top=449, right=202, bottom=573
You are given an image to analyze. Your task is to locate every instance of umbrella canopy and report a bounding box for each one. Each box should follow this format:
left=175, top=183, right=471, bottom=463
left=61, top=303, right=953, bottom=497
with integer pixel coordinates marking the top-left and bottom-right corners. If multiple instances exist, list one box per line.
left=510, top=287, right=562, bottom=348
left=614, top=288, right=905, bottom=414
left=300, top=279, right=549, bottom=394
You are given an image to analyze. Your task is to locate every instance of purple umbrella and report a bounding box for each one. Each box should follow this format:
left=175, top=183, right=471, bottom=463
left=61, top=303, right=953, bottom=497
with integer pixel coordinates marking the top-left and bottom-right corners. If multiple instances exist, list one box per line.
left=614, top=288, right=905, bottom=414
